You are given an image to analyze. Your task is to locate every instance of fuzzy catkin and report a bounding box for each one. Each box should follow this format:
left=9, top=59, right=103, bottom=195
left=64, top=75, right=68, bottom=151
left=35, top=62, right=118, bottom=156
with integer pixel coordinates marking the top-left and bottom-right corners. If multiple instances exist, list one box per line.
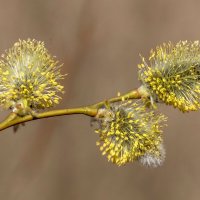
left=95, top=100, right=166, bottom=166
left=138, top=41, right=200, bottom=112
left=0, top=39, right=65, bottom=113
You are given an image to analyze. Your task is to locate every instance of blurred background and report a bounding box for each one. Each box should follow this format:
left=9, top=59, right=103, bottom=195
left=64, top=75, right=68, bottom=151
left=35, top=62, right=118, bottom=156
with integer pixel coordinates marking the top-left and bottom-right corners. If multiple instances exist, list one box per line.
left=0, top=0, right=200, bottom=199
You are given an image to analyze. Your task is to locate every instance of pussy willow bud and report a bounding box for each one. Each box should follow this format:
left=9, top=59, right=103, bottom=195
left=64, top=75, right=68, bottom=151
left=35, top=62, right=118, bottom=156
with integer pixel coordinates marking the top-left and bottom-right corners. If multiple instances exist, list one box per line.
left=0, top=39, right=65, bottom=114
left=95, top=100, right=167, bottom=167
left=138, top=143, right=165, bottom=168
left=138, top=41, right=200, bottom=112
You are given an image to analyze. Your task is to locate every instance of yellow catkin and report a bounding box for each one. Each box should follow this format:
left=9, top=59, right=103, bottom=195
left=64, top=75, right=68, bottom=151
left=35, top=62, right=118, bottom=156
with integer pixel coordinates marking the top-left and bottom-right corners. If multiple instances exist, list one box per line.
left=138, top=41, right=200, bottom=112
left=95, top=100, right=166, bottom=166
left=0, top=39, right=65, bottom=113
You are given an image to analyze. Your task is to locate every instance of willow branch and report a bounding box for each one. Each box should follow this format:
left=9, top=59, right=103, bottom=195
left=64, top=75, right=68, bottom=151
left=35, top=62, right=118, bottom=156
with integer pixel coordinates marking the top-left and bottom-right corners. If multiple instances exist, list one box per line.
left=0, top=89, right=141, bottom=131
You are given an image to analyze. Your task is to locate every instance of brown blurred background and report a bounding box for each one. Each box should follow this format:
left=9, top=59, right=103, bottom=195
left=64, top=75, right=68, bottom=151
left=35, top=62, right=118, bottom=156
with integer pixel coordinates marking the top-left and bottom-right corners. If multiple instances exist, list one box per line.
left=0, top=0, right=200, bottom=199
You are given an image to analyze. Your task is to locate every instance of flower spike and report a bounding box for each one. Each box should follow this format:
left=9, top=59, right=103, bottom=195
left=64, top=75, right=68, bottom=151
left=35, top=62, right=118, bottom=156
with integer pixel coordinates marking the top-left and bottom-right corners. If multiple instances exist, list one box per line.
left=138, top=41, right=200, bottom=112
left=0, top=39, right=65, bottom=115
left=94, top=100, right=167, bottom=167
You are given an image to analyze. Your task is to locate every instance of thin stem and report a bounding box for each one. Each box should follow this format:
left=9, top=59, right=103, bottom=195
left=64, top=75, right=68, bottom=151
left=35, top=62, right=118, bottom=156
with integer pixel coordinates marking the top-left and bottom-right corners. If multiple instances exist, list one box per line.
left=0, top=89, right=141, bottom=132
left=91, top=89, right=140, bottom=108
